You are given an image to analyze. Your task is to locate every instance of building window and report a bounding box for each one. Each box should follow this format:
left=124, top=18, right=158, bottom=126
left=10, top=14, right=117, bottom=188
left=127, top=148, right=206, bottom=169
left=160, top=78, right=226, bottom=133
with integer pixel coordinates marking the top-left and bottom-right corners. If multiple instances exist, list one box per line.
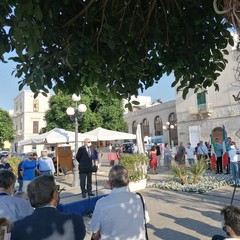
left=154, top=116, right=163, bottom=136
left=33, top=121, right=39, bottom=134
left=20, top=102, right=23, bottom=112
left=132, top=121, right=137, bottom=134
left=142, top=118, right=150, bottom=137
left=197, top=91, right=206, bottom=105
left=15, top=102, right=19, bottom=112
left=20, top=119, right=23, bottom=131
left=33, top=100, right=39, bottom=112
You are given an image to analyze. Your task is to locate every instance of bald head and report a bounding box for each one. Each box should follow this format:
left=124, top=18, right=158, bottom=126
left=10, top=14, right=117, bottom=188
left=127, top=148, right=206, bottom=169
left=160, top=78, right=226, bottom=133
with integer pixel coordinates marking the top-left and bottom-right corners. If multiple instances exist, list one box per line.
left=84, top=138, right=91, bottom=146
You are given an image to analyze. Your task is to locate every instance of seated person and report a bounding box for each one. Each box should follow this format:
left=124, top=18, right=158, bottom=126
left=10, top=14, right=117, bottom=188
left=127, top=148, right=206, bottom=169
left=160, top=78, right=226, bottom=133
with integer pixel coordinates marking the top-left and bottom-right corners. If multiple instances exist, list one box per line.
left=0, top=155, right=12, bottom=171
left=90, top=165, right=150, bottom=240
left=212, top=205, right=240, bottom=240
left=0, top=170, right=33, bottom=222
left=11, top=175, right=86, bottom=240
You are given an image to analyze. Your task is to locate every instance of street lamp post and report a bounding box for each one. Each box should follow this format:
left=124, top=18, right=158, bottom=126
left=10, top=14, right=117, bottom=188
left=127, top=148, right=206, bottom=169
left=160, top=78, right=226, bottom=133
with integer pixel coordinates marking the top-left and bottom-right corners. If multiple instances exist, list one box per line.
left=66, top=94, right=87, bottom=188
left=163, top=121, right=175, bottom=147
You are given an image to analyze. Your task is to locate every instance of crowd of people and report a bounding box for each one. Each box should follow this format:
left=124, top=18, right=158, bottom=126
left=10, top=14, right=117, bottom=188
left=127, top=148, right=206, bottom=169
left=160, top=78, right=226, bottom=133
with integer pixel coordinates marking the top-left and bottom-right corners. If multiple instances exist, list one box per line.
left=0, top=155, right=149, bottom=239
left=1, top=136, right=240, bottom=239
left=146, top=137, right=240, bottom=187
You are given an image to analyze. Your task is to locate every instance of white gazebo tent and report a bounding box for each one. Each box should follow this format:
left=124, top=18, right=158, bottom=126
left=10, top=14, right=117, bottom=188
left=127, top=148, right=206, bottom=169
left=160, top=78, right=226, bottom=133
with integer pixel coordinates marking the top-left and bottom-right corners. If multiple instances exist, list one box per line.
left=18, top=127, right=97, bottom=175
left=18, top=127, right=97, bottom=146
left=84, top=127, right=136, bottom=141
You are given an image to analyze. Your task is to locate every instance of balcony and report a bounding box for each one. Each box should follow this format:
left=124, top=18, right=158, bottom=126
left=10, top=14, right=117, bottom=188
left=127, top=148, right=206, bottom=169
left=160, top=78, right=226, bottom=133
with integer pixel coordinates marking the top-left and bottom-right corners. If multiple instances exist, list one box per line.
left=189, top=103, right=212, bottom=118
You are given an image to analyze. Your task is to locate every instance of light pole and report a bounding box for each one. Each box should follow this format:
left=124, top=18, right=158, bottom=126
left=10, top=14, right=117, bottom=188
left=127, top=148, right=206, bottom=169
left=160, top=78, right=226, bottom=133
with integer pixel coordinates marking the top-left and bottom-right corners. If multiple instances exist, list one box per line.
left=163, top=121, right=175, bottom=147
left=66, top=94, right=87, bottom=187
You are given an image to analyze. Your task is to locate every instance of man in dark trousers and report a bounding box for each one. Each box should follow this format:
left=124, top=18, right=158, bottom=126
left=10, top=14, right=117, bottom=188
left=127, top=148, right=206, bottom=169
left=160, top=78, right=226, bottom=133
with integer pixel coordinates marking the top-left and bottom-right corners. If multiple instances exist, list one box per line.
left=11, top=175, right=86, bottom=240
left=76, top=138, right=95, bottom=198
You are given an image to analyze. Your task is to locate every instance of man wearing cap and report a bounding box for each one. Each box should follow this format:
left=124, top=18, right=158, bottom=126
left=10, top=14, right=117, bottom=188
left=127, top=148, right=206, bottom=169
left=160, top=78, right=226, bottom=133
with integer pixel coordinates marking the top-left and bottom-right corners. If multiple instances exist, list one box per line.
left=76, top=138, right=95, bottom=198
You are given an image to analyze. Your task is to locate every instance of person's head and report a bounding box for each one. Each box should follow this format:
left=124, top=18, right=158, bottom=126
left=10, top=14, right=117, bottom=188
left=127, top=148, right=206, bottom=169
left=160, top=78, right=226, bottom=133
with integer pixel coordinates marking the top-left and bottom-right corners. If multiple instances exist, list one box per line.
left=187, top=142, right=191, bottom=147
left=199, top=141, right=203, bottom=146
left=0, top=170, right=16, bottom=194
left=230, top=141, right=236, bottom=149
left=150, top=146, right=155, bottom=151
left=221, top=205, right=240, bottom=238
left=41, top=150, right=49, bottom=158
left=28, top=153, right=33, bottom=160
left=32, top=153, right=38, bottom=160
left=27, top=175, right=59, bottom=208
left=0, top=156, right=4, bottom=164
left=179, top=142, right=183, bottom=146
left=215, top=138, right=219, bottom=143
left=165, top=143, right=168, bottom=147
left=108, top=165, right=129, bottom=189
left=227, top=137, right=232, bottom=143
left=84, top=138, right=91, bottom=147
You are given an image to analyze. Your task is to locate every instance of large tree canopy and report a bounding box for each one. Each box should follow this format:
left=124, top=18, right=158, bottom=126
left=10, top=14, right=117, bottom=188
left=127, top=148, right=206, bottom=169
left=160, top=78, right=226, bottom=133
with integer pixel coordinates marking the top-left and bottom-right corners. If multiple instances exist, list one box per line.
left=0, top=109, right=14, bottom=148
left=0, top=0, right=234, bottom=99
left=43, top=89, right=128, bottom=133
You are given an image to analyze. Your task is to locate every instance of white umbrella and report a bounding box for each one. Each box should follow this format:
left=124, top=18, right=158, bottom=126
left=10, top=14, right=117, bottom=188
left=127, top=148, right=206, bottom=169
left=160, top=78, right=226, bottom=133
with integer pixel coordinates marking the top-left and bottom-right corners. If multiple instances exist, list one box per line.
left=136, top=124, right=144, bottom=154
left=18, top=127, right=97, bottom=146
left=85, top=127, right=136, bottom=141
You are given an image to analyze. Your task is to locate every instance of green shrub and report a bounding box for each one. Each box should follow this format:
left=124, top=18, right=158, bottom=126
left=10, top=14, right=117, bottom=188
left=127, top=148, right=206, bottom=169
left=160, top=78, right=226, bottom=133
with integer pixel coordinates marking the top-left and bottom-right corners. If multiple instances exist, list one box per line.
left=190, top=159, right=207, bottom=184
left=170, top=159, right=208, bottom=185
left=119, top=154, right=148, bottom=182
left=170, top=163, right=188, bottom=185
left=8, top=157, right=22, bottom=176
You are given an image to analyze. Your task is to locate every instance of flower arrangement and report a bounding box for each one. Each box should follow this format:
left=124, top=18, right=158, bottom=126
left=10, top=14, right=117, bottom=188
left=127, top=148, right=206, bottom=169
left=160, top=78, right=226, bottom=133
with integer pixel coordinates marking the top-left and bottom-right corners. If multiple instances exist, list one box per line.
left=148, top=171, right=232, bottom=194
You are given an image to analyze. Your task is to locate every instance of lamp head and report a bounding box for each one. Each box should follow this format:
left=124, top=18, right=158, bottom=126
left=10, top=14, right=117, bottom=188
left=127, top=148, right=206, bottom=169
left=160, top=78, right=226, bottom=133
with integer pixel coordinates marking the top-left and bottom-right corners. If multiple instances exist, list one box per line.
left=72, top=94, right=81, bottom=102
left=78, top=104, right=87, bottom=113
left=66, top=107, right=75, bottom=116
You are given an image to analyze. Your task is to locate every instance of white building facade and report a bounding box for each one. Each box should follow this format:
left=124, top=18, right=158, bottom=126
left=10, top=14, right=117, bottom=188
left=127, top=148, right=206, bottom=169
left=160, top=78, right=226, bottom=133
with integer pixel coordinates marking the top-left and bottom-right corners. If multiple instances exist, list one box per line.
left=124, top=47, right=240, bottom=148
left=176, top=48, right=240, bottom=147
left=123, top=98, right=177, bottom=146
left=12, top=90, right=52, bottom=154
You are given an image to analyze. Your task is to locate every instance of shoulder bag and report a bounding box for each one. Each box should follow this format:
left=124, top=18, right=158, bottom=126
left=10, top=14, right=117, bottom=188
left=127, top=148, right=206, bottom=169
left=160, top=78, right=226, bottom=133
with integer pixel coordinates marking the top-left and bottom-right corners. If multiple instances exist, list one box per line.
left=136, top=192, right=149, bottom=240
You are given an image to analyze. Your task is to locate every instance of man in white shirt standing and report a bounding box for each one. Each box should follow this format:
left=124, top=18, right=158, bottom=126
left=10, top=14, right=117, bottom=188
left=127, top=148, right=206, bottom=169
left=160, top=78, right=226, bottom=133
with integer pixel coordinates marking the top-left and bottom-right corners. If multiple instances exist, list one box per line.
left=90, top=165, right=150, bottom=240
left=36, top=150, right=55, bottom=175
left=185, top=142, right=195, bottom=165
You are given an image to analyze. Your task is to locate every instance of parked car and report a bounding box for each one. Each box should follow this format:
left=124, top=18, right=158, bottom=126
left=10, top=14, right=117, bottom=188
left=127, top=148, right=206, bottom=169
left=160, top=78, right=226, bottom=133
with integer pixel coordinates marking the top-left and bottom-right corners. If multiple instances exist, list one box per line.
left=0, top=151, right=9, bottom=156
left=11, top=152, right=27, bottom=159
left=122, top=142, right=134, bottom=153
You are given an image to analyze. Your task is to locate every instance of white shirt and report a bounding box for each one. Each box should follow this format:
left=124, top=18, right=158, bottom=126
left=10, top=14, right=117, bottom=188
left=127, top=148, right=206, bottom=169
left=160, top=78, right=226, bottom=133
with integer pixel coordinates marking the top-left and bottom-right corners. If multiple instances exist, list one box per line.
left=185, top=147, right=195, bottom=159
left=229, top=146, right=239, bottom=162
left=90, top=186, right=150, bottom=240
left=0, top=193, right=33, bottom=222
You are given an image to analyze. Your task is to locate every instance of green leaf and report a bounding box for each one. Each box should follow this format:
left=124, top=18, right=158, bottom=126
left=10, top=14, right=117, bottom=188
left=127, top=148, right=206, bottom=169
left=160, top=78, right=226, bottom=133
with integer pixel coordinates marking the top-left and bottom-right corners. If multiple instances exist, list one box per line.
left=35, top=5, right=43, bottom=21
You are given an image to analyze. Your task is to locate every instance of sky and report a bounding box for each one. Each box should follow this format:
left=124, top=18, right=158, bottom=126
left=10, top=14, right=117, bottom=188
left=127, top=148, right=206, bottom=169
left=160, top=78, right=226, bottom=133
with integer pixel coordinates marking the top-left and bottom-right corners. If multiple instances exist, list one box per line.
left=0, top=54, right=175, bottom=111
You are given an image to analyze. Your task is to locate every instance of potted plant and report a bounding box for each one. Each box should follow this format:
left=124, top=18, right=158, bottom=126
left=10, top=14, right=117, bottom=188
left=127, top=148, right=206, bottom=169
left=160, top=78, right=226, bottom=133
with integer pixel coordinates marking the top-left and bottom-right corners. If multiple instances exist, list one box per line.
left=119, top=153, right=149, bottom=191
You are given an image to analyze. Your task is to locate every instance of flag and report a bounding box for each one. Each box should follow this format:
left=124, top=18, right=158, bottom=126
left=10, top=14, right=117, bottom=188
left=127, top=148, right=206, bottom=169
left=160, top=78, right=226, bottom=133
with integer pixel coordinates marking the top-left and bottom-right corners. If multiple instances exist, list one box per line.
left=210, top=134, right=217, bottom=171
left=222, top=125, right=229, bottom=169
